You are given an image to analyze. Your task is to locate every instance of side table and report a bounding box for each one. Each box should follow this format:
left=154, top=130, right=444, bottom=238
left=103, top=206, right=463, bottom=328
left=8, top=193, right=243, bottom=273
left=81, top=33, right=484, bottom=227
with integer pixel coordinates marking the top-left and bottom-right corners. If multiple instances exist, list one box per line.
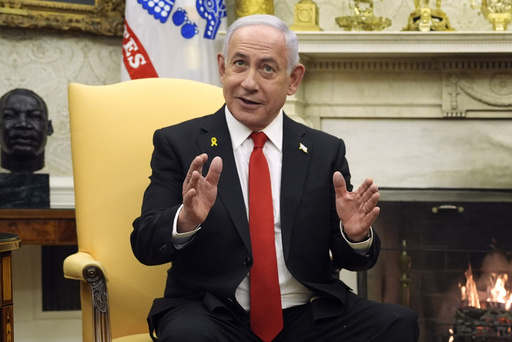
left=0, top=233, right=21, bottom=342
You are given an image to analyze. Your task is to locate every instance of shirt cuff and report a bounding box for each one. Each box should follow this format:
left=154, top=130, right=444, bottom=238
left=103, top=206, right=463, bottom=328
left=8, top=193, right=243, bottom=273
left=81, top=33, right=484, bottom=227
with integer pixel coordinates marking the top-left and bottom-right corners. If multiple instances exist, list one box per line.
left=340, top=222, right=373, bottom=253
left=172, top=205, right=201, bottom=248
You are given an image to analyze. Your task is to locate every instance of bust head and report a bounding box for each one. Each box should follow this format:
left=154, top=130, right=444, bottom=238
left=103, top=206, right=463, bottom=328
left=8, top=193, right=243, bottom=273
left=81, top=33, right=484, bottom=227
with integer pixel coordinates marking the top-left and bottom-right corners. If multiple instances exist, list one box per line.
left=0, top=89, right=54, bottom=172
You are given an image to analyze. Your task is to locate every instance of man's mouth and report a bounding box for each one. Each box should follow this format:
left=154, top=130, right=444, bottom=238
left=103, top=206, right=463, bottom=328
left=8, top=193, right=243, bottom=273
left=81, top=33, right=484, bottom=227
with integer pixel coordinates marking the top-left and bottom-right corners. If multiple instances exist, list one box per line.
left=239, top=97, right=260, bottom=106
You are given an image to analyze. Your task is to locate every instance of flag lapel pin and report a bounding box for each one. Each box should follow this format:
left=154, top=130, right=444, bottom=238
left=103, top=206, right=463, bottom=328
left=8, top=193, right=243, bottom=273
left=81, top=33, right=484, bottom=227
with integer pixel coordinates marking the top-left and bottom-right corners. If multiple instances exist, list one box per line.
left=299, top=143, right=308, bottom=154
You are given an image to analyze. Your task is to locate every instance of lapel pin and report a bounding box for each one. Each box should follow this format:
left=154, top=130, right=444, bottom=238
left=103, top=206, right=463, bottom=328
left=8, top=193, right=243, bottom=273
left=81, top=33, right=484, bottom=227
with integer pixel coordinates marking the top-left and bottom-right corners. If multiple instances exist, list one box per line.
left=211, top=137, right=218, bottom=147
left=299, top=143, right=308, bottom=154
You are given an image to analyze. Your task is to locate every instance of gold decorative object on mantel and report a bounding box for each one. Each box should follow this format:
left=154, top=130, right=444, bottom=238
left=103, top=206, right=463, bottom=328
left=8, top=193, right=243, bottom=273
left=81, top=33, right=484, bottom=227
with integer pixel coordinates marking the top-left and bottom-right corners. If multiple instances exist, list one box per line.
left=335, top=0, right=391, bottom=32
left=469, top=0, right=512, bottom=31
left=290, top=0, right=322, bottom=31
left=235, top=0, right=274, bottom=19
left=403, top=0, right=455, bottom=31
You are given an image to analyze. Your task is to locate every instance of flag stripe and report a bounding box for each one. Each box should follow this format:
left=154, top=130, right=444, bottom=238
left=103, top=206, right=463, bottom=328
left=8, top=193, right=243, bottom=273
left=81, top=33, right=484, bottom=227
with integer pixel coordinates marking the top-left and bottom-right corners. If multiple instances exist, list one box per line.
left=122, top=19, right=159, bottom=80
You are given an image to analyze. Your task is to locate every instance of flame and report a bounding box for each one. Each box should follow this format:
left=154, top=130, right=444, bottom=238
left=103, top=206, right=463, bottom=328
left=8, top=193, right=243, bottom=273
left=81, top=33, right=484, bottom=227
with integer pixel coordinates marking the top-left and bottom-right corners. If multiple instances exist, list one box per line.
left=461, top=263, right=481, bottom=308
left=455, top=259, right=512, bottom=338
left=488, top=273, right=512, bottom=310
left=461, top=262, right=512, bottom=310
left=448, top=329, right=454, bottom=342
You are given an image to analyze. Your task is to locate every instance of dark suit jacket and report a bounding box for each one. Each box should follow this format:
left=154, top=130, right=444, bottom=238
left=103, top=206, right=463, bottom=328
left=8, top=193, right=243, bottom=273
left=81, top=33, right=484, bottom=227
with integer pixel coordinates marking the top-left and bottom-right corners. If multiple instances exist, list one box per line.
left=131, top=105, right=380, bottom=327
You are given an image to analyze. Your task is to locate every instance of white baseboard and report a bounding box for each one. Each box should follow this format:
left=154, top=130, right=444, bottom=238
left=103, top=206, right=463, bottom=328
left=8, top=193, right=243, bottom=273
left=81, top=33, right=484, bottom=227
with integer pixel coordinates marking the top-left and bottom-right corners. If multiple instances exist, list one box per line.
left=50, top=176, right=75, bottom=208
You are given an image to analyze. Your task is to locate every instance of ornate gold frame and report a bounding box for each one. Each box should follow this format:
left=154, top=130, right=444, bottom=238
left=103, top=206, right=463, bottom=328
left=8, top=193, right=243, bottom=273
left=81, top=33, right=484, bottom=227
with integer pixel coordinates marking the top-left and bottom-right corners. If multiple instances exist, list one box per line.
left=0, top=0, right=124, bottom=36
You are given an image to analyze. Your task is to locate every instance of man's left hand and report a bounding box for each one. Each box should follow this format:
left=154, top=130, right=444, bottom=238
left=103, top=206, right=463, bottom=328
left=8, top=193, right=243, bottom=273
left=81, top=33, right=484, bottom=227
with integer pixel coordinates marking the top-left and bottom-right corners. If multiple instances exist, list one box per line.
left=333, top=173, right=380, bottom=242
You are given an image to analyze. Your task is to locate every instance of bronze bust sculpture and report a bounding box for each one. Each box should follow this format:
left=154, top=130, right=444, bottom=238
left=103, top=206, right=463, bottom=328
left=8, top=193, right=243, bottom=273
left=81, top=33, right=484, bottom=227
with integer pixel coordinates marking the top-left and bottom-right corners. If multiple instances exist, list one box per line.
left=0, top=88, right=54, bottom=172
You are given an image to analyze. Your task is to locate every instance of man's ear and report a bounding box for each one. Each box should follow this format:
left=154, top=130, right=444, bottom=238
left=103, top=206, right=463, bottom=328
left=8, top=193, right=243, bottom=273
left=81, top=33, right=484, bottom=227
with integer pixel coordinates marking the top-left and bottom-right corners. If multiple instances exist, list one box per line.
left=287, top=63, right=305, bottom=96
left=217, top=53, right=226, bottom=79
left=47, top=120, right=54, bottom=136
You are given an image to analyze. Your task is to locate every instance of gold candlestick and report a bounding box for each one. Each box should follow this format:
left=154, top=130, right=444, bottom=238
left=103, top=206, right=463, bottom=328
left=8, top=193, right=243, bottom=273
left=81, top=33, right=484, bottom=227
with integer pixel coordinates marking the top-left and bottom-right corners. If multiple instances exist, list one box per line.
left=235, top=0, right=274, bottom=19
left=336, top=0, right=391, bottom=32
left=403, top=0, right=455, bottom=31
left=470, top=0, right=512, bottom=31
left=290, top=0, right=322, bottom=31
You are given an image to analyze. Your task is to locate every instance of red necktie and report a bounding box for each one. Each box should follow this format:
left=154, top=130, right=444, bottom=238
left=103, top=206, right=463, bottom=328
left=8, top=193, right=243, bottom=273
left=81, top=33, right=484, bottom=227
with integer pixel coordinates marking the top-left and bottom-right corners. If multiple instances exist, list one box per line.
left=249, top=132, right=283, bottom=342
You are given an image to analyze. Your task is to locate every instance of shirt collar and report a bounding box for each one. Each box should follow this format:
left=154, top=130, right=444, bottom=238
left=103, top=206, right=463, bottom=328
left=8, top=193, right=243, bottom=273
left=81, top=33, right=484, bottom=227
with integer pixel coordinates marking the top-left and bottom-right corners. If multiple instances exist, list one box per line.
left=225, top=106, right=283, bottom=152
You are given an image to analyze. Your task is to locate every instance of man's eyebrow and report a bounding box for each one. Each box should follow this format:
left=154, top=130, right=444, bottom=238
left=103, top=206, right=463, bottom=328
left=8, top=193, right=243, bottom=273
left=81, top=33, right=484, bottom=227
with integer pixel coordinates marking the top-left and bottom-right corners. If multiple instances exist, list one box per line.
left=260, top=57, right=278, bottom=65
left=232, top=52, right=248, bottom=60
left=231, top=53, right=278, bottom=64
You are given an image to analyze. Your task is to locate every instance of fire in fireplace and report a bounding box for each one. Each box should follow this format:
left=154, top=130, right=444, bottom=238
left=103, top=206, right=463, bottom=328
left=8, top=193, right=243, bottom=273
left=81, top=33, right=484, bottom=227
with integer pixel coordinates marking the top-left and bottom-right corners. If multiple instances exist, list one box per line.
left=361, top=189, right=512, bottom=342
left=451, top=252, right=512, bottom=341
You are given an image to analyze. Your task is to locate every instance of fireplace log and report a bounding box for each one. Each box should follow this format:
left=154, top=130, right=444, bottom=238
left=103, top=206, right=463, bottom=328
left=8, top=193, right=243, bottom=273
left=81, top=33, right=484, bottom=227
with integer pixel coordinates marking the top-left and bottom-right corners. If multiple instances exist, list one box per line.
left=452, top=307, right=512, bottom=341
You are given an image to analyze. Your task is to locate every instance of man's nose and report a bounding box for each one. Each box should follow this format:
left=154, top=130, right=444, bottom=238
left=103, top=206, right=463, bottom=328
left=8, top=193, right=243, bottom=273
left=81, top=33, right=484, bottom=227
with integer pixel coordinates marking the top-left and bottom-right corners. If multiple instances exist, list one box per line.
left=241, top=69, right=259, bottom=91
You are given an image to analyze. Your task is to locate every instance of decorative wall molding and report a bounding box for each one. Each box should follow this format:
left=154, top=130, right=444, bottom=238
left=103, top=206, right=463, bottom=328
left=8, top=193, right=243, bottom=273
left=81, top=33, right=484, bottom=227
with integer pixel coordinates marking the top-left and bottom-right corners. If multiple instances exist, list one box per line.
left=306, top=58, right=439, bottom=72
left=306, top=57, right=512, bottom=73
left=286, top=33, right=512, bottom=122
left=438, top=59, right=512, bottom=71
left=442, top=70, right=512, bottom=118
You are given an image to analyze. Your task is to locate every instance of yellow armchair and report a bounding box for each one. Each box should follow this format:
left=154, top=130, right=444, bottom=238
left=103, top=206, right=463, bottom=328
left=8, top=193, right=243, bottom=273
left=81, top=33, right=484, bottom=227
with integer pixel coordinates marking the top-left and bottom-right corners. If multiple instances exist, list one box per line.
left=63, top=78, right=224, bottom=342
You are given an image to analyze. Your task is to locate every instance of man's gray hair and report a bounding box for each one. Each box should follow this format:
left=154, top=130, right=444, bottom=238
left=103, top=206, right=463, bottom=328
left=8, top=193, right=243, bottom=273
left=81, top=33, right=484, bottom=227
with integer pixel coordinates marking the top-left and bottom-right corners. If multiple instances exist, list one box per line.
left=222, top=15, right=300, bottom=75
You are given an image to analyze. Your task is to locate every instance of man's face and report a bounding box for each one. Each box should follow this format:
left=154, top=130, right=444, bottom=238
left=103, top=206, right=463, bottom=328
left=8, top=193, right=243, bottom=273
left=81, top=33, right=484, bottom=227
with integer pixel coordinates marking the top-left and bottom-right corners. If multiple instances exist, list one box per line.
left=0, top=92, right=49, bottom=157
left=218, top=25, right=304, bottom=132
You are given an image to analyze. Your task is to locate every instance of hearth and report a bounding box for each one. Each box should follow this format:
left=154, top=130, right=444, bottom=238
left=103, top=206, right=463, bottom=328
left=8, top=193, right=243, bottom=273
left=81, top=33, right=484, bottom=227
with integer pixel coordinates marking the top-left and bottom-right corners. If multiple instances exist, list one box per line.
left=360, top=189, right=512, bottom=342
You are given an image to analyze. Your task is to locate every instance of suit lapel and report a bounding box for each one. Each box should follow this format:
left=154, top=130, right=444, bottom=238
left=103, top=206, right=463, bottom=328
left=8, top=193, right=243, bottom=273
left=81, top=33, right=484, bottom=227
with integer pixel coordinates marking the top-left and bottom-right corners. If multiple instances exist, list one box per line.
left=196, top=109, right=252, bottom=252
left=280, top=115, right=312, bottom=259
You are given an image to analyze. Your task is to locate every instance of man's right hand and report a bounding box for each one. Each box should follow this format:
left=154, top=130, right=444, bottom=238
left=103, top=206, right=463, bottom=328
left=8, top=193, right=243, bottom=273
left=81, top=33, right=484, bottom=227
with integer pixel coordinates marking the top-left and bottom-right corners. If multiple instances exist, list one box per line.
left=178, top=154, right=223, bottom=233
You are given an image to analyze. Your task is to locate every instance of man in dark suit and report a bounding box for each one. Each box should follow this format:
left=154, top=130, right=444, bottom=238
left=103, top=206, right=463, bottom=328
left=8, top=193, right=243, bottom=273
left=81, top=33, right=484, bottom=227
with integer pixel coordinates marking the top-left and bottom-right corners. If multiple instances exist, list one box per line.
left=131, top=14, right=419, bottom=342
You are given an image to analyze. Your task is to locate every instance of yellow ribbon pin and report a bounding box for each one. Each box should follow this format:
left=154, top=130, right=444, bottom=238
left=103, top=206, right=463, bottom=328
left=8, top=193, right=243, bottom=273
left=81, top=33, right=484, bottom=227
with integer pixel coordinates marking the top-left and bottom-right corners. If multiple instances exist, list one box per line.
left=211, top=137, right=218, bottom=147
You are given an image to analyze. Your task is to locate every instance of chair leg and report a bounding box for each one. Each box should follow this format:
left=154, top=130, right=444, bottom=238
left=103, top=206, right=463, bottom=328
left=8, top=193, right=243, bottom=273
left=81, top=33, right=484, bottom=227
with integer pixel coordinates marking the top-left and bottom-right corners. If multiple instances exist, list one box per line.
left=84, top=265, right=112, bottom=342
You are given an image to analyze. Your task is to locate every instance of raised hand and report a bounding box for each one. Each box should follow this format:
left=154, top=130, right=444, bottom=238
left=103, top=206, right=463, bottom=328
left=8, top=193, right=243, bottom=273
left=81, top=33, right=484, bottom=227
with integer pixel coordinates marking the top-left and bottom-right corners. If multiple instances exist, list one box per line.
left=333, top=172, right=380, bottom=242
left=178, top=154, right=223, bottom=232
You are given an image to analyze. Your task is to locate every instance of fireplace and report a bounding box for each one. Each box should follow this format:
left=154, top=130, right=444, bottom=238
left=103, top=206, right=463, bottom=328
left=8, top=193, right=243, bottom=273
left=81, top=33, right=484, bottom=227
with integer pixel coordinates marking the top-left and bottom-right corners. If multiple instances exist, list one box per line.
left=360, top=189, right=512, bottom=342
left=298, top=32, right=512, bottom=342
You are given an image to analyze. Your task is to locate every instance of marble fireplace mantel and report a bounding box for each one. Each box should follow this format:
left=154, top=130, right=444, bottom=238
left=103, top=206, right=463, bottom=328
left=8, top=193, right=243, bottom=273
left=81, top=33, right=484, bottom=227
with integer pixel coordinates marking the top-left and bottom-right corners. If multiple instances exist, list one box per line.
left=285, top=31, right=512, bottom=124
left=296, top=31, right=512, bottom=58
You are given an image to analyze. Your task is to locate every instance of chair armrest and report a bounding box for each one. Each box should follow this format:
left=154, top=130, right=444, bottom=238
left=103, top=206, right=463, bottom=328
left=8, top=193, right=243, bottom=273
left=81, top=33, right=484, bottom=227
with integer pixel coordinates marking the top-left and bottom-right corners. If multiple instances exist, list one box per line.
left=64, top=251, right=109, bottom=282
left=64, top=251, right=112, bottom=342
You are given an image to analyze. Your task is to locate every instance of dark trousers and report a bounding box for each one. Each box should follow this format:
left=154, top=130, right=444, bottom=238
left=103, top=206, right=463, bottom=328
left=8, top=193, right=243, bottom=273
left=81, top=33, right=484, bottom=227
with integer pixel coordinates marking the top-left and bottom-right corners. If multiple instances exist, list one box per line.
left=155, top=291, right=419, bottom=342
